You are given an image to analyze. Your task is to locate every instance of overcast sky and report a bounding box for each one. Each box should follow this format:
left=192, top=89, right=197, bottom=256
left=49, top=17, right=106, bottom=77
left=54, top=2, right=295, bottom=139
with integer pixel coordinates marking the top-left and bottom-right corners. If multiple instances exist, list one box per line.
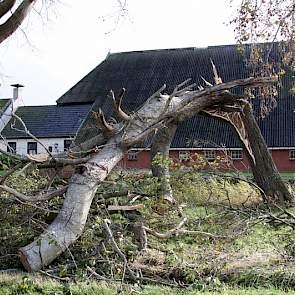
left=0, top=0, right=237, bottom=106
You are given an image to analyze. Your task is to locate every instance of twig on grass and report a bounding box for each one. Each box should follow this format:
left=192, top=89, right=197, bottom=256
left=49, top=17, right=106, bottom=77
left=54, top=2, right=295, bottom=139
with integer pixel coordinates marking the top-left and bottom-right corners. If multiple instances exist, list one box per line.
left=103, top=219, right=137, bottom=280
left=143, top=217, right=228, bottom=239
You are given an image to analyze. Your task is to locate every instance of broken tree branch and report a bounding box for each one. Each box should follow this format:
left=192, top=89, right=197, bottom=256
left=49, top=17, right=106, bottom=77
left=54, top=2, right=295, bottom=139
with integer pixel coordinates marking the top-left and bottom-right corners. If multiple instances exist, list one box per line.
left=0, top=185, right=68, bottom=202
left=0, top=162, right=24, bottom=184
left=103, top=219, right=137, bottom=280
left=143, top=218, right=187, bottom=239
left=11, top=113, right=54, bottom=159
left=143, top=218, right=227, bottom=239
left=107, top=204, right=144, bottom=211
left=93, top=108, right=116, bottom=136
left=110, top=88, right=131, bottom=121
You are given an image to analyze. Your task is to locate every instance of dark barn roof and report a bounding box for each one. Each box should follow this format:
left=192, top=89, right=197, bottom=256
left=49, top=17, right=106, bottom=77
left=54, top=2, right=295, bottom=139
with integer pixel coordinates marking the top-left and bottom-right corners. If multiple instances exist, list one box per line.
left=57, top=44, right=295, bottom=148
left=2, top=104, right=92, bottom=139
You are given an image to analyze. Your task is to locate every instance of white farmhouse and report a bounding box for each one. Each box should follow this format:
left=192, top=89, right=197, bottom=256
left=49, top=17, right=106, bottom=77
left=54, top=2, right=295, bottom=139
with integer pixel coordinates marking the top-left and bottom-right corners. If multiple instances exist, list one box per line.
left=0, top=103, right=91, bottom=155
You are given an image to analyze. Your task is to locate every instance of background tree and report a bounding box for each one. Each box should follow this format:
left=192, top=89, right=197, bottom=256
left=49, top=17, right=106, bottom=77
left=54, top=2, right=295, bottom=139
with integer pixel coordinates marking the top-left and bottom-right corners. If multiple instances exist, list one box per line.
left=227, top=0, right=295, bottom=202
left=0, top=0, right=37, bottom=44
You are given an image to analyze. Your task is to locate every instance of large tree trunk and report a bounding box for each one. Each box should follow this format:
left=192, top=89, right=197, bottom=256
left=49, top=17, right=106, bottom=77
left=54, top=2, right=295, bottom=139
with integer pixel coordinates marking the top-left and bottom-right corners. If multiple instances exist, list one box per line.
left=19, top=143, right=124, bottom=271
left=241, top=103, right=293, bottom=205
left=151, top=123, right=177, bottom=202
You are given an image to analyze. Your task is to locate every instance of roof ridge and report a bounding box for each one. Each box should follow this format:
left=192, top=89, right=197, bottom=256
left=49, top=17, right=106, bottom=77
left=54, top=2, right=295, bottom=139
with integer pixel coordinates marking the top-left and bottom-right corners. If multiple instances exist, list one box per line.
left=107, top=41, right=283, bottom=57
left=108, top=46, right=203, bottom=56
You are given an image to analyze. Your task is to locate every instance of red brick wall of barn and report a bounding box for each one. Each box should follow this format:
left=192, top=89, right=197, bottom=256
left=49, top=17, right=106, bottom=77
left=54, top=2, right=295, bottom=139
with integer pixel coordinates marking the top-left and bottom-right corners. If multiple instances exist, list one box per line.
left=118, top=149, right=295, bottom=172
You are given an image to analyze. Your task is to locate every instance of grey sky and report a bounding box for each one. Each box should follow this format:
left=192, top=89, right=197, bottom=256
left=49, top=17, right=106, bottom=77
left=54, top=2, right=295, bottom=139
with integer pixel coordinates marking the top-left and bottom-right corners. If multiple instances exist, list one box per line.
left=0, top=0, right=237, bottom=106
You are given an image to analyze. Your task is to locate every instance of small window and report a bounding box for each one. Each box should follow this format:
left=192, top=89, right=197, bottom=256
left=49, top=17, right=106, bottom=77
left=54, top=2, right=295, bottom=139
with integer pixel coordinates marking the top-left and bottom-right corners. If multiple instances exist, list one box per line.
left=127, top=150, right=138, bottom=161
left=54, top=143, right=59, bottom=153
left=230, top=150, right=243, bottom=160
left=64, top=139, right=72, bottom=151
left=27, top=142, right=37, bottom=155
left=179, top=151, right=190, bottom=161
left=289, top=150, right=295, bottom=160
left=204, top=150, right=216, bottom=160
left=48, top=146, right=53, bottom=152
left=7, top=142, right=16, bottom=154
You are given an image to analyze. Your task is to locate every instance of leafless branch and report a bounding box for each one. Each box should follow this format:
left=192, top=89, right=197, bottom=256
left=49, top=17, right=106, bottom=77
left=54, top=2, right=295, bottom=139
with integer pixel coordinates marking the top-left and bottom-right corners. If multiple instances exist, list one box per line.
left=93, top=108, right=116, bottom=136
left=143, top=218, right=227, bottom=239
left=107, top=204, right=144, bottom=211
left=11, top=113, right=55, bottom=159
left=110, top=88, right=131, bottom=121
left=0, top=185, right=68, bottom=202
left=103, top=219, right=137, bottom=280
left=0, top=0, right=37, bottom=44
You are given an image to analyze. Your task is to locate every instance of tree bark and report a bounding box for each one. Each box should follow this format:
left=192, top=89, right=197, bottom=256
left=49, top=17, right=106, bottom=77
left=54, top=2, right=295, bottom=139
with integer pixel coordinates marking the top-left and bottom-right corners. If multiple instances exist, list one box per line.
left=19, top=142, right=124, bottom=271
left=151, top=123, right=177, bottom=202
left=0, top=0, right=36, bottom=44
left=0, top=0, right=16, bottom=18
left=241, top=102, right=293, bottom=205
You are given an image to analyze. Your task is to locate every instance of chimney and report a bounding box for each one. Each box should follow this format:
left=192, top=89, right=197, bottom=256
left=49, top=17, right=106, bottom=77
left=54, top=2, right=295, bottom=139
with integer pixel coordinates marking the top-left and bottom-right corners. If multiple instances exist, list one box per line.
left=11, top=83, right=24, bottom=100
left=0, top=84, right=24, bottom=133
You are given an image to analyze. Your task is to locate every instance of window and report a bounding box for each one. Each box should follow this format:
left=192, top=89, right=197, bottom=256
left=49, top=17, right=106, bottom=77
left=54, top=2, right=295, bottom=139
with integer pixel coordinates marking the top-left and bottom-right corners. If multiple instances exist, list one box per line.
left=127, top=150, right=138, bottom=161
left=289, top=150, right=295, bottom=160
left=54, top=143, right=59, bottom=153
left=27, top=142, right=37, bottom=155
left=179, top=151, right=190, bottom=161
left=64, top=139, right=72, bottom=151
left=204, top=150, right=216, bottom=160
left=7, top=142, right=16, bottom=154
left=229, top=149, right=243, bottom=160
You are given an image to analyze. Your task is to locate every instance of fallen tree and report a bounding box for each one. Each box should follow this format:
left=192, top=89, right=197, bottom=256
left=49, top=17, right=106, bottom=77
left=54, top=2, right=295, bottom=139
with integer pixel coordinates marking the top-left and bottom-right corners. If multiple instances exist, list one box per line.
left=4, top=76, right=274, bottom=271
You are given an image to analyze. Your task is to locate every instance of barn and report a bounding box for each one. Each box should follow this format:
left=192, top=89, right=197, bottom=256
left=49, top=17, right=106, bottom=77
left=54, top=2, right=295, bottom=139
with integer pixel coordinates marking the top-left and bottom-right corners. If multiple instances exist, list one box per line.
left=1, top=44, right=295, bottom=172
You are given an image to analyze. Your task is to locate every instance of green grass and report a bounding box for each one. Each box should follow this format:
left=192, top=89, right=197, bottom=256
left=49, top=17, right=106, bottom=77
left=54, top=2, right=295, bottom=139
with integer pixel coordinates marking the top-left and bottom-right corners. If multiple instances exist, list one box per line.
left=1, top=169, right=295, bottom=293
left=0, top=273, right=294, bottom=295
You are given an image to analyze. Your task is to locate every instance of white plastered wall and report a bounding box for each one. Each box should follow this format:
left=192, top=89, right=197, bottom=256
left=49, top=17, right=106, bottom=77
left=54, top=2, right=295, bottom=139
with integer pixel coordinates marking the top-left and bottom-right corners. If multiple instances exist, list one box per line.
left=0, top=137, right=72, bottom=155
